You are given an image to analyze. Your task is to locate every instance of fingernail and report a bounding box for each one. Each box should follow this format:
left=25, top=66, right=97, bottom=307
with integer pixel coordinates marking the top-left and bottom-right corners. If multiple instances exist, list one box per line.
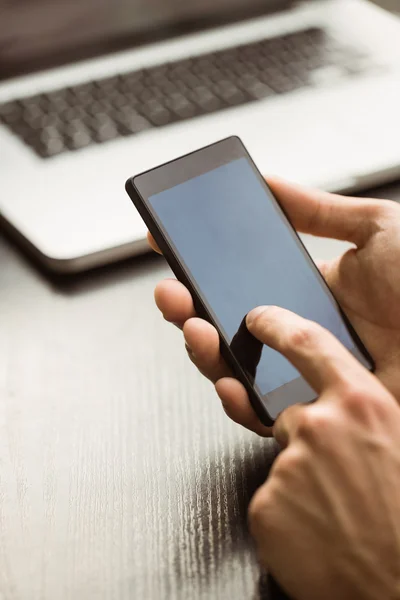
left=246, top=306, right=269, bottom=328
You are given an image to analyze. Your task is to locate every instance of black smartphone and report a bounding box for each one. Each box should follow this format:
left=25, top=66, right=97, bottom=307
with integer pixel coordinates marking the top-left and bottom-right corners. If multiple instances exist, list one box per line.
left=125, top=136, right=373, bottom=425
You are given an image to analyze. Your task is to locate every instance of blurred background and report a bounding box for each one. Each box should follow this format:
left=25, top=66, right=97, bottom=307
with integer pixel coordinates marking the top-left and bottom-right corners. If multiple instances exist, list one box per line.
left=1, top=0, right=400, bottom=274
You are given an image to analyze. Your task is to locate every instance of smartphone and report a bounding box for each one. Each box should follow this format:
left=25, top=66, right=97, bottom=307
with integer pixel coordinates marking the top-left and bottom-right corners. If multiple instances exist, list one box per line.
left=125, top=136, right=373, bottom=425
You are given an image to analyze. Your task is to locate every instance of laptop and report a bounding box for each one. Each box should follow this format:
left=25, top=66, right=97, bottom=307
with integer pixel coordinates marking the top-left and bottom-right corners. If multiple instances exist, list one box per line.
left=1, top=0, right=400, bottom=273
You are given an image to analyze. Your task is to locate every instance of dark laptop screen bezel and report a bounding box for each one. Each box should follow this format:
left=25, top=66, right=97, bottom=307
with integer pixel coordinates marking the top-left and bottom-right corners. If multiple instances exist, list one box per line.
left=0, top=0, right=291, bottom=81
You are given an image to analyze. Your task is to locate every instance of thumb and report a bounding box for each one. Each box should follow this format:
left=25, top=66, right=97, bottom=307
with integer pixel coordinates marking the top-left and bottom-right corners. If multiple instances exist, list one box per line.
left=266, top=177, right=382, bottom=247
left=317, top=250, right=366, bottom=315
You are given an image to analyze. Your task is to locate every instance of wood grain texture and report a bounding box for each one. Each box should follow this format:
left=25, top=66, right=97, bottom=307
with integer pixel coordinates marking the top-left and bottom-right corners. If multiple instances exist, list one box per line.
left=1, top=179, right=400, bottom=600
left=0, top=238, right=279, bottom=600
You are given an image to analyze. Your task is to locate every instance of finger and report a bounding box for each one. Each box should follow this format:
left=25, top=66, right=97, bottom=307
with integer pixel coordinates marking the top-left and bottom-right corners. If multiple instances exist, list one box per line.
left=315, top=255, right=367, bottom=327
left=266, top=177, right=382, bottom=247
left=183, top=318, right=231, bottom=383
left=272, top=403, right=310, bottom=447
left=215, top=378, right=272, bottom=436
left=315, top=257, right=350, bottom=306
left=147, top=232, right=162, bottom=254
left=154, top=279, right=196, bottom=327
left=316, top=249, right=366, bottom=316
left=246, top=306, right=369, bottom=394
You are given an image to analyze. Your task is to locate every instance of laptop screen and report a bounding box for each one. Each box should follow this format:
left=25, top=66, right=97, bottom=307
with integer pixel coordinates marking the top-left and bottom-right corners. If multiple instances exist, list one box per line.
left=0, top=0, right=285, bottom=79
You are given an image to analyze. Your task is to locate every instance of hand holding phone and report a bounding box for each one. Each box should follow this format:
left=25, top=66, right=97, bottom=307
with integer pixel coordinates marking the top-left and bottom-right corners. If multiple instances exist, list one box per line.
left=126, top=136, right=373, bottom=424
left=127, top=137, right=372, bottom=425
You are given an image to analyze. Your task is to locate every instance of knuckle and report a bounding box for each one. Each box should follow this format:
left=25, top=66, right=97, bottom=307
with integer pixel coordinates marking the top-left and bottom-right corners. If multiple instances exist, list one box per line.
left=340, top=383, right=390, bottom=423
left=296, top=408, right=326, bottom=440
left=297, top=406, right=339, bottom=446
left=275, top=445, right=304, bottom=473
left=294, top=409, right=315, bottom=439
left=286, top=322, right=320, bottom=351
left=341, top=386, right=367, bottom=414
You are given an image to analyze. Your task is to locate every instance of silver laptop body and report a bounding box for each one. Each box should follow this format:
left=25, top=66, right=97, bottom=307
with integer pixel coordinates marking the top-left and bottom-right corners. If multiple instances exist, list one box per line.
left=1, top=0, right=399, bottom=272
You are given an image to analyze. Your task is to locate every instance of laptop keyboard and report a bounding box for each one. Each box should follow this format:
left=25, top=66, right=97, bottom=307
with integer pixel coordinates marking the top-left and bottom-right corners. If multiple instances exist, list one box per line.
left=0, top=27, right=372, bottom=158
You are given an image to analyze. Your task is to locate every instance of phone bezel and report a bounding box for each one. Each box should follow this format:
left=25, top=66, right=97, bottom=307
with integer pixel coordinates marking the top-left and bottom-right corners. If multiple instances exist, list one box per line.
left=125, top=136, right=374, bottom=424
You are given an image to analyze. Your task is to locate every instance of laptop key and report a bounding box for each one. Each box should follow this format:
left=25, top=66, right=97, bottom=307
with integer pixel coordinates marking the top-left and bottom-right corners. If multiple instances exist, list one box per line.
left=60, top=106, right=88, bottom=122
left=20, top=108, right=45, bottom=132
left=45, top=94, right=70, bottom=113
left=93, top=122, right=119, bottom=143
left=164, top=93, right=197, bottom=118
left=212, top=82, right=247, bottom=105
left=189, top=87, right=221, bottom=112
left=86, top=100, right=114, bottom=117
left=19, top=94, right=46, bottom=111
left=115, top=110, right=152, bottom=135
left=246, top=81, right=275, bottom=100
left=0, top=101, right=23, bottom=125
left=37, top=128, right=65, bottom=157
left=141, top=101, right=175, bottom=127
left=179, top=72, right=203, bottom=89
left=269, top=75, right=304, bottom=94
left=24, top=113, right=62, bottom=133
left=64, top=127, right=92, bottom=151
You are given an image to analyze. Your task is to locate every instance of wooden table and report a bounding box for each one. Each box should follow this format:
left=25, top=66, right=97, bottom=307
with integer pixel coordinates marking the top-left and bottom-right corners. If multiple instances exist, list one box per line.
left=1, top=181, right=400, bottom=600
